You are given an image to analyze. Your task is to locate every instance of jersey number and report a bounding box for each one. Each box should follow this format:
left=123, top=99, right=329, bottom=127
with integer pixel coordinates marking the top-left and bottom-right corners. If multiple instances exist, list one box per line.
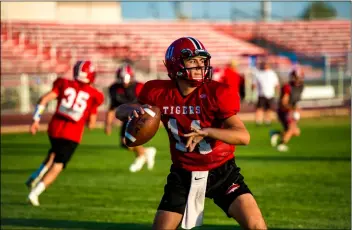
left=167, top=118, right=212, bottom=155
left=59, top=87, right=90, bottom=121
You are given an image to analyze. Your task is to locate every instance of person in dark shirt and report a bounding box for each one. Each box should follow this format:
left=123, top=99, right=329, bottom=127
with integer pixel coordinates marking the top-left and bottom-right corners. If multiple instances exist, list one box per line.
left=270, top=69, right=305, bottom=152
left=105, top=64, right=156, bottom=172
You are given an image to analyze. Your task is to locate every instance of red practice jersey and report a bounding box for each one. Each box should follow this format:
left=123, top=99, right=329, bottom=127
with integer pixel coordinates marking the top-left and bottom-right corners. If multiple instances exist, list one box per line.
left=214, top=66, right=241, bottom=90
left=138, top=80, right=240, bottom=171
left=48, top=78, right=104, bottom=143
left=278, top=83, right=304, bottom=112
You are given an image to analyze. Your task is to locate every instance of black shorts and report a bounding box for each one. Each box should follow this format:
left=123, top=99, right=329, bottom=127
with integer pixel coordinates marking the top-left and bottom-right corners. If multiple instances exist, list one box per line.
left=48, top=137, right=78, bottom=168
left=257, top=96, right=274, bottom=110
left=120, top=121, right=128, bottom=149
left=157, top=158, right=252, bottom=218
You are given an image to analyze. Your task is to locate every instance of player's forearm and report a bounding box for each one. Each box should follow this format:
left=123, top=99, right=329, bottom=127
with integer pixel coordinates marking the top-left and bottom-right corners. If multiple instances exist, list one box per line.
left=204, top=127, right=250, bottom=145
left=115, top=103, right=141, bottom=121
left=34, top=95, right=48, bottom=118
left=33, top=91, right=58, bottom=122
left=37, top=96, right=49, bottom=107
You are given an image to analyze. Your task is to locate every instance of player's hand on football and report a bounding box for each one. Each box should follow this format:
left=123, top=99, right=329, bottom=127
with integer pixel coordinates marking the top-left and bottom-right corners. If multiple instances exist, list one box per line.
left=128, top=104, right=152, bottom=120
left=184, top=127, right=209, bottom=152
left=30, top=121, right=40, bottom=135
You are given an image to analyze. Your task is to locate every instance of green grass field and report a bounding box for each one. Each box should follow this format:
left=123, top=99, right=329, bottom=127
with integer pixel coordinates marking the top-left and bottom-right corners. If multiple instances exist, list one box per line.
left=1, top=117, right=351, bottom=230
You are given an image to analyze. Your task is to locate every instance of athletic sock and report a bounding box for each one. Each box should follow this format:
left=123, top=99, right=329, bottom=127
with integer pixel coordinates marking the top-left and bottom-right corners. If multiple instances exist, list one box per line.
left=31, top=182, right=46, bottom=197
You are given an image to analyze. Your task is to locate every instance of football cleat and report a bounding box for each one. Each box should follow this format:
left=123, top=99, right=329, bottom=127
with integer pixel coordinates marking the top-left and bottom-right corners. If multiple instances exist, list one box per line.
left=129, top=155, right=146, bottom=173
left=277, top=144, right=289, bottom=152
left=145, top=147, right=157, bottom=170
left=27, top=193, right=40, bottom=206
left=270, top=134, right=280, bottom=147
left=270, top=130, right=281, bottom=147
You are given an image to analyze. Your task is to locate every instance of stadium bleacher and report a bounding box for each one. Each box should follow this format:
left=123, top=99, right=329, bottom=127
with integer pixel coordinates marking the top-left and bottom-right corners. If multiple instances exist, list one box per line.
left=213, top=20, right=350, bottom=65
left=1, top=20, right=350, bottom=79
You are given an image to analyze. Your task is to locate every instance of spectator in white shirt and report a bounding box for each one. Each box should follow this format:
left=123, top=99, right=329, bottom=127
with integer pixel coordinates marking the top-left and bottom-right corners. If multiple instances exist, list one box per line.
left=252, top=60, right=280, bottom=126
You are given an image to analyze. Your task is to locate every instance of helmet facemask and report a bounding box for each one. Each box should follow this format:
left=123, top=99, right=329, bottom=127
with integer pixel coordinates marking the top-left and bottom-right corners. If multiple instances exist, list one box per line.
left=175, top=48, right=213, bottom=85
left=116, top=64, right=134, bottom=87
left=117, top=73, right=131, bottom=86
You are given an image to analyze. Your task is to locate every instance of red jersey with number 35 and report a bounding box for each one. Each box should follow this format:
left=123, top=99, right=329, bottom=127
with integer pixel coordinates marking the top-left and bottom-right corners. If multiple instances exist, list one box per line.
left=48, top=78, right=104, bottom=143
left=138, top=80, right=240, bottom=171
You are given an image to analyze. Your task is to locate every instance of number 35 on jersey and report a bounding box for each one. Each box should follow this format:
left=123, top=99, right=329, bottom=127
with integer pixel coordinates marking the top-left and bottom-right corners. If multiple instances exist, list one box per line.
left=58, top=87, right=90, bottom=122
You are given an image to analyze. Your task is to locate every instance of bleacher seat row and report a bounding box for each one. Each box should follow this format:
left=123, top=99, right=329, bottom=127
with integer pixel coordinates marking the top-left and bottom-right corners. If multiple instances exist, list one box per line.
left=1, top=20, right=350, bottom=79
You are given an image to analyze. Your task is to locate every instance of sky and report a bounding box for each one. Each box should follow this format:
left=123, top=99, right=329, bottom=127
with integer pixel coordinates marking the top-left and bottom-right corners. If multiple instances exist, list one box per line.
left=120, top=1, right=351, bottom=21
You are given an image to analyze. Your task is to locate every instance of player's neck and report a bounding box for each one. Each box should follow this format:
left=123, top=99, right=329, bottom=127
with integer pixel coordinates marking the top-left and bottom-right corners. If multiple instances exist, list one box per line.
left=176, top=79, right=197, bottom=97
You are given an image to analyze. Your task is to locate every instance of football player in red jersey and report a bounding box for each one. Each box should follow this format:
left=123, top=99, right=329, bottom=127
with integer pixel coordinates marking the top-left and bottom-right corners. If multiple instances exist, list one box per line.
left=212, top=61, right=245, bottom=102
left=116, top=37, right=266, bottom=230
left=26, top=60, right=104, bottom=206
left=270, top=69, right=304, bottom=152
left=220, top=60, right=241, bottom=91
left=104, top=64, right=157, bottom=172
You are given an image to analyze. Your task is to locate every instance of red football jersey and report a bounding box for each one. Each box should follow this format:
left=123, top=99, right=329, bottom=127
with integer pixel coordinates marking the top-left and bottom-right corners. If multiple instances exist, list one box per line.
left=278, top=83, right=304, bottom=112
left=47, top=78, right=104, bottom=143
left=215, top=67, right=241, bottom=90
left=138, top=80, right=240, bottom=171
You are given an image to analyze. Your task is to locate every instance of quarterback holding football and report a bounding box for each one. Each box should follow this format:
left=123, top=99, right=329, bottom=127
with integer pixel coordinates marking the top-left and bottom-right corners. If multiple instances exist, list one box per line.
left=116, top=37, right=266, bottom=230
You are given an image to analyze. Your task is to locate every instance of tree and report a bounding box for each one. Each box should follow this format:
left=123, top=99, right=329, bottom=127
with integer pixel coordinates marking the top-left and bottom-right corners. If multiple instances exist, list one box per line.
left=300, top=2, right=337, bottom=20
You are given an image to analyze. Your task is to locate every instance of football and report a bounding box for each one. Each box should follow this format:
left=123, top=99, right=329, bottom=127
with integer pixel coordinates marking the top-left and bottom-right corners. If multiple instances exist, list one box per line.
left=124, top=106, right=161, bottom=147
